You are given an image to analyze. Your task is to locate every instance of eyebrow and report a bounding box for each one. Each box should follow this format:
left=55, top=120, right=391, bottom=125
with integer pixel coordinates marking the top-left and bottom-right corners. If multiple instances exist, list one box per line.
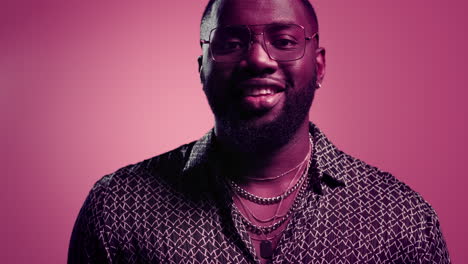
left=231, top=20, right=300, bottom=26
left=266, top=23, right=298, bottom=30
left=225, top=22, right=304, bottom=30
left=221, top=19, right=301, bottom=27
left=269, top=20, right=300, bottom=25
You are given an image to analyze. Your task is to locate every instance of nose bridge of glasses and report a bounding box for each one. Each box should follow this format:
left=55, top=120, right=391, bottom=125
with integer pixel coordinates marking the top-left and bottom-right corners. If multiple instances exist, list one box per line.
left=250, top=32, right=266, bottom=46
left=248, top=24, right=265, bottom=40
left=245, top=26, right=269, bottom=56
left=247, top=34, right=273, bottom=63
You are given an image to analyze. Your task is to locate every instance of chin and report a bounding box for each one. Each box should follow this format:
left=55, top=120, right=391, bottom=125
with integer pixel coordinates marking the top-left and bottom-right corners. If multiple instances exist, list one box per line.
left=207, top=79, right=317, bottom=153
left=215, top=110, right=298, bottom=154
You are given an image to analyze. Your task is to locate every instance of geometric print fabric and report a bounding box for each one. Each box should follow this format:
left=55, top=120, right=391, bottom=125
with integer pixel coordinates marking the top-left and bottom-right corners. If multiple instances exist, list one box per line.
left=68, top=123, right=450, bottom=263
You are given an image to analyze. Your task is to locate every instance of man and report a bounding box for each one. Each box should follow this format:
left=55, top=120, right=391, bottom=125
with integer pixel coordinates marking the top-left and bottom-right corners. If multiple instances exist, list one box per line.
left=69, top=0, right=450, bottom=263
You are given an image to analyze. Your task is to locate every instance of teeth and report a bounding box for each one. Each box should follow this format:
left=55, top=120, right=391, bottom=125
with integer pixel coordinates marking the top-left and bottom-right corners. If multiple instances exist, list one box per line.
left=247, top=88, right=274, bottom=96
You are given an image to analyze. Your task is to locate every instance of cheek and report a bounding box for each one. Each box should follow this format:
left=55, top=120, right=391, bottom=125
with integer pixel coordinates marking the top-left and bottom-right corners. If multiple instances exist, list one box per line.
left=202, top=49, right=241, bottom=83
left=204, top=62, right=237, bottom=88
left=283, top=60, right=315, bottom=88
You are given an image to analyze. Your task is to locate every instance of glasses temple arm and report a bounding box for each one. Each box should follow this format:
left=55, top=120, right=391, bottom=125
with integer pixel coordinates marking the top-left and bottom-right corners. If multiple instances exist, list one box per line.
left=306, top=33, right=319, bottom=42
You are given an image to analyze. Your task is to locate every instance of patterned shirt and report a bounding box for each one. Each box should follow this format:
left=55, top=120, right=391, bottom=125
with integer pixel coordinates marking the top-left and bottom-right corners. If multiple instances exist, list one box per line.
left=68, top=123, right=450, bottom=263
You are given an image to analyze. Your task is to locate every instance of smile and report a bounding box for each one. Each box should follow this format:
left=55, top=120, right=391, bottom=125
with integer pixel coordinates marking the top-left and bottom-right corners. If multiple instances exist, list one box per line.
left=244, top=87, right=279, bottom=96
left=236, top=78, right=286, bottom=112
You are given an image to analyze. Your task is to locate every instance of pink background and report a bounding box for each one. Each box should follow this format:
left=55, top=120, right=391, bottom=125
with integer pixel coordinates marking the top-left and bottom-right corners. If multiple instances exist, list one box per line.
left=2, top=0, right=467, bottom=263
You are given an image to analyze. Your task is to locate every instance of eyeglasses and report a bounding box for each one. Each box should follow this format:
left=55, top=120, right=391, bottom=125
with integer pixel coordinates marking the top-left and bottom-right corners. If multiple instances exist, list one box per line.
left=200, top=23, right=317, bottom=62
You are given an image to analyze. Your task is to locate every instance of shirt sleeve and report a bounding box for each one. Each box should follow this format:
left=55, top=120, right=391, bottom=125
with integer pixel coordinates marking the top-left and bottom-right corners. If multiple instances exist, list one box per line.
left=416, top=208, right=451, bottom=264
left=68, top=177, right=110, bottom=264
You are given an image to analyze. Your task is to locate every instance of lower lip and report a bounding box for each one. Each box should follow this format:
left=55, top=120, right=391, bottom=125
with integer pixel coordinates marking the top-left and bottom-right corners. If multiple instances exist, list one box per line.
left=240, top=91, right=284, bottom=111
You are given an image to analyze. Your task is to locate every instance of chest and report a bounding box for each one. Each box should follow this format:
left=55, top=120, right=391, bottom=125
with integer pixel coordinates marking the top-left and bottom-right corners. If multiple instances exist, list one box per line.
left=101, top=186, right=413, bottom=263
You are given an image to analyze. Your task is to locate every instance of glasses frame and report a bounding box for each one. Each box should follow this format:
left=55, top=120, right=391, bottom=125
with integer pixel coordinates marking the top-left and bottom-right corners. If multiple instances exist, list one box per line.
left=200, top=23, right=318, bottom=62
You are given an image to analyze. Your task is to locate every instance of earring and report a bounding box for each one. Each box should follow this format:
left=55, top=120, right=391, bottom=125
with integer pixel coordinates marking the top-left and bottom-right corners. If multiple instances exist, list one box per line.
left=316, top=82, right=322, bottom=88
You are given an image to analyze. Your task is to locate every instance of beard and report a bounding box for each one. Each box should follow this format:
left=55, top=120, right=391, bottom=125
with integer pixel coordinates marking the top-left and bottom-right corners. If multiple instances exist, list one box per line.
left=203, top=71, right=317, bottom=154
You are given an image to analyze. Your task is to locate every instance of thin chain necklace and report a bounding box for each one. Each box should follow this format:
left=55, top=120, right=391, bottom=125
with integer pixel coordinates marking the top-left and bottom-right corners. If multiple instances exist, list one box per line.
left=237, top=159, right=311, bottom=235
left=234, top=158, right=308, bottom=223
left=244, top=146, right=311, bottom=181
left=238, top=163, right=311, bottom=259
left=231, top=169, right=306, bottom=205
left=230, top=135, right=313, bottom=205
left=233, top=133, right=314, bottom=260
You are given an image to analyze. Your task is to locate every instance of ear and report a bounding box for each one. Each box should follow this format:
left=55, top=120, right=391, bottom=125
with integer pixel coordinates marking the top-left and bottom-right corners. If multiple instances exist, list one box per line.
left=315, top=47, right=326, bottom=86
left=198, top=55, right=203, bottom=72
left=198, top=55, right=204, bottom=83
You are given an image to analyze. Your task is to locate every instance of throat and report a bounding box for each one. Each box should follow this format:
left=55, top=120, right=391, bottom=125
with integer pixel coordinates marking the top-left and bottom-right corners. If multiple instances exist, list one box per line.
left=234, top=131, right=313, bottom=183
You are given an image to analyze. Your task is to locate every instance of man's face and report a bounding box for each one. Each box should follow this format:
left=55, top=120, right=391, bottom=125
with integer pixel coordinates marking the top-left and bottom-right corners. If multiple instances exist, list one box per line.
left=200, top=0, right=325, bottom=152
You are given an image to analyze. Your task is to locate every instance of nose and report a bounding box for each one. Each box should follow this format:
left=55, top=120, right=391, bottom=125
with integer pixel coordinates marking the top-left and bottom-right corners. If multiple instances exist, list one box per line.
left=241, top=35, right=278, bottom=74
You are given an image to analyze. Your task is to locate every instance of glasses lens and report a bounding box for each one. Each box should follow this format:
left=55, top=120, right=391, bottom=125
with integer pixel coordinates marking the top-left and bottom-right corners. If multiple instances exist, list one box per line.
left=210, top=26, right=250, bottom=62
left=265, top=24, right=306, bottom=61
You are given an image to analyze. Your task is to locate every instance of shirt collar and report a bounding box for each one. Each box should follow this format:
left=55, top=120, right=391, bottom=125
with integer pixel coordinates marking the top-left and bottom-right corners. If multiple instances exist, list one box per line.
left=182, top=122, right=347, bottom=191
left=182, top=127, right=215, bottom=174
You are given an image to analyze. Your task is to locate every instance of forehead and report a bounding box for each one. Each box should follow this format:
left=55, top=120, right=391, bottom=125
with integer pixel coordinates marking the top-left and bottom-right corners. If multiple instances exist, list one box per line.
left=214, top=0, right=310, bottom=29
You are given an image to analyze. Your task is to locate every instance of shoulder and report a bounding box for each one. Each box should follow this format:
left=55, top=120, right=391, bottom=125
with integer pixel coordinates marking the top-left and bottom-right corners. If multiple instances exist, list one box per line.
left=69, top=141, right=198, bottom=261
left=311, top=123, right=435, bottom=219
left=342, top=151, right=434, bottom=218
left=328, top=143, right=436, bottom=220
left=86, top=129, right=217, bottom=208
left=311, top=123, right=441, bottom=240
left=311, top=126, right=450, bottom=261
left=339, top=154, right=450, bottom=261
left=90, top=140, right=197, bottom=199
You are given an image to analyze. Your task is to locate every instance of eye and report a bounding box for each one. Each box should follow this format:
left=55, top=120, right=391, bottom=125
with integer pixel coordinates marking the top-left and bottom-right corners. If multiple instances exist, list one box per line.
left=222, top=41, right=244, bottom=50
left=270, top=35, right=299, bottom=49
left=213, top=39, right=246, bottom=54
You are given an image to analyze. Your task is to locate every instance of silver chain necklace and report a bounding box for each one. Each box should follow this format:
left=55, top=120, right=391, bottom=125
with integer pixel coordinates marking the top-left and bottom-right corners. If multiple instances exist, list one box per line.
left=237, top=163, right=311, bottom=260
left=230, top=134, right=313, bottom=205
left=230, top=133, right=314, bottom=260
left=244, top=145, right=311, bottom=182
left=239, top=170, right=310, bottom=235
left=234, top=156, right=308, bottom=224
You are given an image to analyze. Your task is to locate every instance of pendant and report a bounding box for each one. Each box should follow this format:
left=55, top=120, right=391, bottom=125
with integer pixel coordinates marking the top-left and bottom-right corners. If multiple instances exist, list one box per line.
left=260, top=240, right=273, bottom=259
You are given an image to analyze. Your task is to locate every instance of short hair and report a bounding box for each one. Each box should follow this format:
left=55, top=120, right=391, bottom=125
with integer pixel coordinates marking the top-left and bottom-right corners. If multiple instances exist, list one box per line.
left=200, top=0, right=319, bottom=40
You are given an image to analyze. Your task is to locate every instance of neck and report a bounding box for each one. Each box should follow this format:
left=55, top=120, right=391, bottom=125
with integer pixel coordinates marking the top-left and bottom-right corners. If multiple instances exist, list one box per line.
left=214, top=121, right=311, bottom=182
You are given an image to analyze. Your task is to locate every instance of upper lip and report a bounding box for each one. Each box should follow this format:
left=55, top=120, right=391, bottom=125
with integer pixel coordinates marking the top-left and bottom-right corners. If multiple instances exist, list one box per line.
left=237, top=78, right=286, bottom=96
